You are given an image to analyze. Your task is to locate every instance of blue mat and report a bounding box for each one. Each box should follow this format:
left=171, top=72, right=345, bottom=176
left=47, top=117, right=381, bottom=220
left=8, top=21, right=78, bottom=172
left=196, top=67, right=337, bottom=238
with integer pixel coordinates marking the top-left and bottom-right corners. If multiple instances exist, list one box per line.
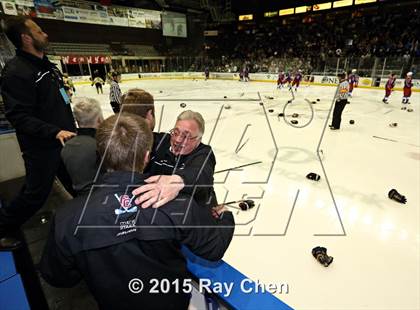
left=182, top=247, right=293, bottom=310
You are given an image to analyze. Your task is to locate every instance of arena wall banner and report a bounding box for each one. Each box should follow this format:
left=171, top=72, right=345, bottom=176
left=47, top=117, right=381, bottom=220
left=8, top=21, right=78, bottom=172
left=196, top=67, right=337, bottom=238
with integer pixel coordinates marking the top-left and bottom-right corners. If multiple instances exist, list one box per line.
left=15, top=0, right=36, bottom=17
left=2, top=0, right=158, bottom=29
left=77, top=8, right=103, bottom=25
left=127, top=8, right=146, bottom=28
left=1, top=1, right=18, bottom=15
left=250, top=73, right=278, bottom=81
left=93, top=5, right=110, bottom=25
left=62, top=6, right=109, bottom=25
left=62, top=6, right=79, bottom=22
left=317, top=75, right=339, bottom=84
left=143, top=9, right=161, bottom=29
left=209, top=72, right=237, bottom=80
left=61, top=55, right=111, bottom=64
left=107, top=6, right=129, bottom=27
left=34, top=0, right=63, bottom=19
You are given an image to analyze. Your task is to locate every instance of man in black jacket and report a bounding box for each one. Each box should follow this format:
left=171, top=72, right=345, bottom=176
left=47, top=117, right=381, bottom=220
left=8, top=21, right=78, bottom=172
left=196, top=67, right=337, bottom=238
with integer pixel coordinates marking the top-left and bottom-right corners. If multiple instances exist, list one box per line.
left=40, top=114, right=235, bottom=310
left=119, top=91, right=217, bottom=210
left=0, top=17, right=76, bottom=249
left=131, top=108, right=217, bottom=210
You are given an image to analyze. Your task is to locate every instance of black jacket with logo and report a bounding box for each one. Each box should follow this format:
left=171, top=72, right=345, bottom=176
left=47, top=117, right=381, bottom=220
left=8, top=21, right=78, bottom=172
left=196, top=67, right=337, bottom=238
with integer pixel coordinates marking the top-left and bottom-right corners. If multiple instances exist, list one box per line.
left=1, top=49, right=75, bottom=151
left=40, top=171, right=234, bottom=310
left=147, top=133, right=217, bottom=208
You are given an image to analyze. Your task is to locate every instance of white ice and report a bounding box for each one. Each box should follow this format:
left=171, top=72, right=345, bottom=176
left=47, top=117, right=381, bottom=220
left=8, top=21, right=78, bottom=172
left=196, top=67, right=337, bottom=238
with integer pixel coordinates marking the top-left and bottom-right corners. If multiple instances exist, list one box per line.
left=73, top=78, right=420, bottom=310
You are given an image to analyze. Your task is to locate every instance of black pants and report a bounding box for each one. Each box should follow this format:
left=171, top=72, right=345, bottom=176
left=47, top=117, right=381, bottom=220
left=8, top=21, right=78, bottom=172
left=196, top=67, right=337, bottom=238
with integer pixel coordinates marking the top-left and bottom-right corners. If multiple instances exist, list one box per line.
left=0, top=147, right=73, bottom=236
left=95, top=83, right=103, bottom=94
left=110, top=101, right=120, bottom=114
left=332, top=99, right=348, bottom=129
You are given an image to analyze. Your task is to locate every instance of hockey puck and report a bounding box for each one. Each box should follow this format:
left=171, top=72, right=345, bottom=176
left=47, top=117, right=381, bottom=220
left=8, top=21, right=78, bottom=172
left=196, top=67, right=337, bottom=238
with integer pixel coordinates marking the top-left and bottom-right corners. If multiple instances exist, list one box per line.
left=287, top=100, right=292, bottom=103
left=316, top=99, right=320, bottom=102
left=278, top=113, right=284, bottom=117
left=407, top=108, right=413, bottom=112
left=291, top=120, right=298, bottom=125
left=180, top=103, right=186, bottom=108
left=312, top=101, right=316, bottom=104
left=349, top=120, right=355, bottom=124
left=292, top=113, right=299, bottom=118
left=223, top=96, right=227, bottom=99
left=268, top=109, right=274, bottom=113
left=389, top=123, right=398, bottom=127
left=401, top=107, right=407, bottom=110
left=306, top=172, right=321, bottom=181
left=259, top=102, right=264, bottom=106
left=224, top=104, right=231, bottom=109
left=159, top=90, right=163, bottom=93
left=239, top=200, right=255, bottom=211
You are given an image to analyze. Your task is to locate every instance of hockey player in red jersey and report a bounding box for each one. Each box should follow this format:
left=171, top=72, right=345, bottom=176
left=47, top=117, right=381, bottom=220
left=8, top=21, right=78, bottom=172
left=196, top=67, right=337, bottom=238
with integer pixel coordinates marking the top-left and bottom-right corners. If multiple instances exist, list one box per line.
left=348, top=69, right=358, bottom=97
left=277, top=71, right=285, bottom=89
left=291, top=70, right=303, bottom=91
left=402, top=72, right=413, bottom=104
left=383, top=73, right=396, bottom=104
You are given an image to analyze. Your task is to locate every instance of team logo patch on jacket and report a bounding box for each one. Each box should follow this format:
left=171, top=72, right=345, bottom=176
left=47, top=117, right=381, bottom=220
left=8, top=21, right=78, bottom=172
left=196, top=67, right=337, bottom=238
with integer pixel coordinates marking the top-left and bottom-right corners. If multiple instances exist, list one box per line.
left=114, top=194, right=137, bottom=215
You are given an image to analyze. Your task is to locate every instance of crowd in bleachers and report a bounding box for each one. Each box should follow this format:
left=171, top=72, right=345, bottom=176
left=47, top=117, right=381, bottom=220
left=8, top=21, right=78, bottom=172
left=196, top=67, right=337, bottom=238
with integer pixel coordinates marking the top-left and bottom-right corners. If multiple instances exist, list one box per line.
left=202, top=5, right=420, bottom=75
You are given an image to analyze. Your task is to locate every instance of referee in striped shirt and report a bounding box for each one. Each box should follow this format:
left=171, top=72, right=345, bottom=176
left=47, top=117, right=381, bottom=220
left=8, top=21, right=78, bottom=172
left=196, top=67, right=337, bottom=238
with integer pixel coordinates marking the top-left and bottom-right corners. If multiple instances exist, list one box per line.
left=109, top=71, right=122, bottom=113
left=330, top=72, right=349, bottom=130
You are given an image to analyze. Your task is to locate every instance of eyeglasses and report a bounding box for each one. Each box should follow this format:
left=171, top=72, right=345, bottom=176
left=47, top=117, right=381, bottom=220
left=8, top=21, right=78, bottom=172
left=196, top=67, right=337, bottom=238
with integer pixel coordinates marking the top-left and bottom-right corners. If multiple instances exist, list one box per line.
left=169, top=128, right=200, bottom=141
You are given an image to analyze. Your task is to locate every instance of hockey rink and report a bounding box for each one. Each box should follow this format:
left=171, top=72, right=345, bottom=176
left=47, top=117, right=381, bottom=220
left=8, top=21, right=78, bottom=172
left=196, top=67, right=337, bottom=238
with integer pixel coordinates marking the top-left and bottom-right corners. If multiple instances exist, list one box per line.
left=74, top=78, right=419, bottom=310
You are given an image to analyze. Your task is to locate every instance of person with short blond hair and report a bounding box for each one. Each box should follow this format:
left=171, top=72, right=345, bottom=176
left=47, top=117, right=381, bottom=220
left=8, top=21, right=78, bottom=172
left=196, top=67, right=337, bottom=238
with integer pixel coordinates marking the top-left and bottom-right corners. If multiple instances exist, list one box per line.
left=96, top=114, right=152, bottom=172
left=41, top=113, right=234, bottom=310
left=121, top=88, right=155, bottom=130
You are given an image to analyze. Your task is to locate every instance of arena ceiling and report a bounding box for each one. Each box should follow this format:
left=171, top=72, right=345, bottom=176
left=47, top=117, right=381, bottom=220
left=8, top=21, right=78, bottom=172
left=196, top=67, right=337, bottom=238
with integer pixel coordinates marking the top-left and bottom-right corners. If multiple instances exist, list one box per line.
left=92, top=0, right=336, bottom=14
left=91, top=0, right=413, bottom=16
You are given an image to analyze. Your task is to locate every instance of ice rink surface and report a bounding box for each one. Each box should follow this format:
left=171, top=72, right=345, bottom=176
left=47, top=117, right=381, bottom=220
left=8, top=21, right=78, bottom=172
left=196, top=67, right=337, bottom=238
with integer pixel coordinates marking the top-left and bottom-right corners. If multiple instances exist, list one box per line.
left=75, top=78, right=419, bottom=310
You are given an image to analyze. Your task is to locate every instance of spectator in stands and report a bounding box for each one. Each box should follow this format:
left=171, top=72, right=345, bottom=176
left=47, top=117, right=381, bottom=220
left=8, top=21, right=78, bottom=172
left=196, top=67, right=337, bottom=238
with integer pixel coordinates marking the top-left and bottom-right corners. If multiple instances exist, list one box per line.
left=61, top=97, right=103, bottom=196
left=200, top=5, right=419, bottom=76
left=40, top=113, right=235, bottom=310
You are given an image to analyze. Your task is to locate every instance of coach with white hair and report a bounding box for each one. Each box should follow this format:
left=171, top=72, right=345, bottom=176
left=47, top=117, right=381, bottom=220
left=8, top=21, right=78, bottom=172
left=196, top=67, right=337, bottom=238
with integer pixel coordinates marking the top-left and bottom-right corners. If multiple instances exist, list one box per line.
left=61, top=97, right=104, bottom=195
left=134, top=110, right=218, bottom=210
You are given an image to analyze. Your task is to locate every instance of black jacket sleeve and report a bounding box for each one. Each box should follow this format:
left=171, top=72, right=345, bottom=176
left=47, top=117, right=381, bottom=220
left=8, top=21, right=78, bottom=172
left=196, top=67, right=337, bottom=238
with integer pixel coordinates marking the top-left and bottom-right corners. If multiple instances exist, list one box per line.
left=39, top=217, right=82, bottom=288
left=1, top=72, right=61, bottom=139
left=172, top=198, right=235, bottom=261
left=175, top=147, right=216, bottom=196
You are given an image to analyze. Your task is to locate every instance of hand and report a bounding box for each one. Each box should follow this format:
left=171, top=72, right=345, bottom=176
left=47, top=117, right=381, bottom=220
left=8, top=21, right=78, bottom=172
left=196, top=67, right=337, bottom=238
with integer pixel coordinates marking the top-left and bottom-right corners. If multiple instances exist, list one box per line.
left=211, top=205, right=228, bottom=219
left=56, top=130, right=76, bottom=146
left=132, top=175, right=185, bottom=208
